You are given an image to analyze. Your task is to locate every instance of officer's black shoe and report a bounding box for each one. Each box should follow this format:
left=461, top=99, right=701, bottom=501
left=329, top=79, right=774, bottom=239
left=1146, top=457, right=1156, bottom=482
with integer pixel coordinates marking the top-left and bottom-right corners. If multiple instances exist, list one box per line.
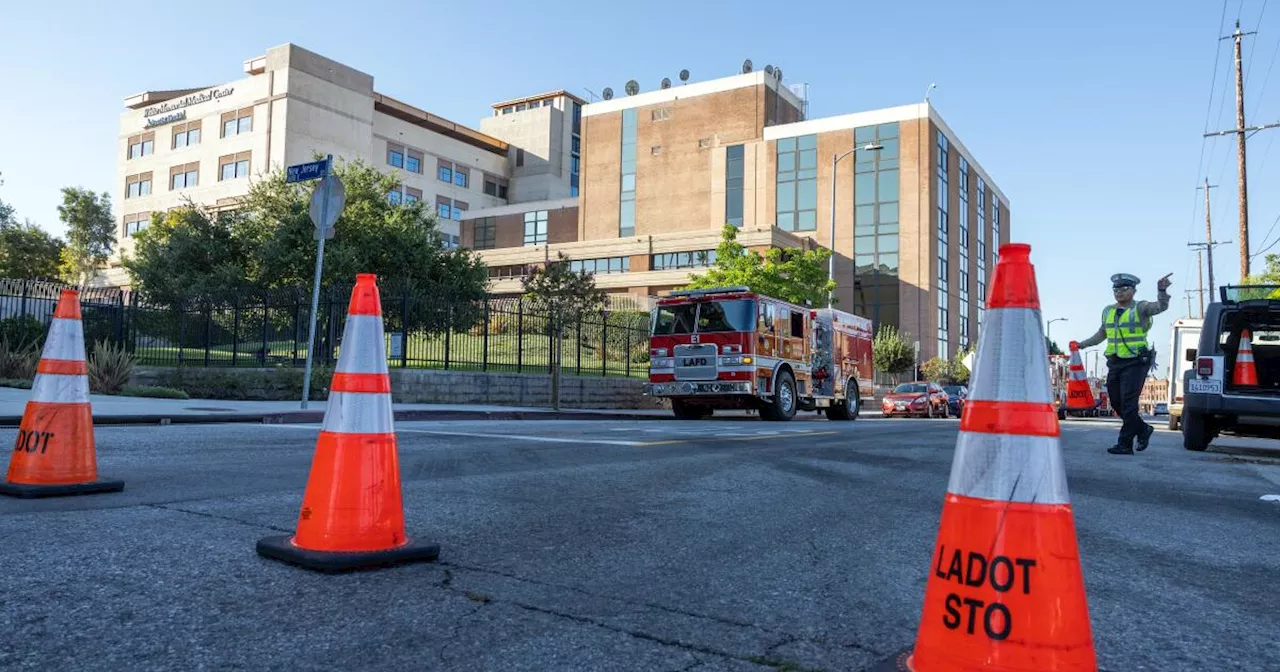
left=1107, top=444, right=1135, bottom=455
left=1136, top=424, right=1154, bottom=451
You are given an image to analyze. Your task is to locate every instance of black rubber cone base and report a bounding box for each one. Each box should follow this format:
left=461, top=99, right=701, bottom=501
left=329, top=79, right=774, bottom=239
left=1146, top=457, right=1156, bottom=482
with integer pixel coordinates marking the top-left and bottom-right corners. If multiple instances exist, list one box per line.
left=0, top=478, right=125, bottom=499
left=256, top=534, right=440, bottom=573
left=866, top=647, right=913, bottom=672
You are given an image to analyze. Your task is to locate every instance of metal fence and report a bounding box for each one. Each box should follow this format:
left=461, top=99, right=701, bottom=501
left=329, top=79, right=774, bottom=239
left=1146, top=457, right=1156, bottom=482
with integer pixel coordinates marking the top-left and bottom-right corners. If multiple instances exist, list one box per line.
left=0, top=278, right=653, bottom=379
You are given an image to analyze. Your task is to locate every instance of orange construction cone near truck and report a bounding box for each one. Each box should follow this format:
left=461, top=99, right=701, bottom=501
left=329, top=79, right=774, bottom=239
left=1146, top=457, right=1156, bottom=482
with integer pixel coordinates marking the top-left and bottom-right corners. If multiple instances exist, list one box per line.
left=1, top=289, right=124, bottom=498
left=1065, top=341, right=1097, bottom=410
left=1233, top=329, right=1259, bottom=386
left=873, top=243, right=1097, bottom=672
left=256, top=274, right=439, bottom=572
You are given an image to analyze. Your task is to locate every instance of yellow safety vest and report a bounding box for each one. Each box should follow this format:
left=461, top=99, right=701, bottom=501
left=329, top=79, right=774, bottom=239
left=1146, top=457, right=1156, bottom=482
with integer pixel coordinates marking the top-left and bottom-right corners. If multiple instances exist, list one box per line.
left=1104, top=305, right=1147, bottom=359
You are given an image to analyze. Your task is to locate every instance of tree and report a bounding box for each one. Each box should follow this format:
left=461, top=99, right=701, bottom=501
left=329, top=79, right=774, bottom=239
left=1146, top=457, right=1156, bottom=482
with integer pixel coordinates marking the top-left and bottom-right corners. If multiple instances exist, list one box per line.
left=1045, top=338, right=1064, bottom=356
left=124, top=207, right=254, bottom=306
left=522, top=252, right=608, bottom=318
left=0, top=218, right=64, bottom=280
left=921, top=351, right=970, bottom=384
left=57, top=188, right=116, bottom=284
left=873, top=324, right=915, bottom=381
left=683, top=224, right=836, bottom=306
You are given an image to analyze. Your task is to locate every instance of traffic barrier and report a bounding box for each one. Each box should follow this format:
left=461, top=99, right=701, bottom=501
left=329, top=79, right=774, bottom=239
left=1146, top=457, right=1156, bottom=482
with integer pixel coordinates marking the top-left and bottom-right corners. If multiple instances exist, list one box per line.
left=873, top=244, right=1097, bottom=672
left=1, top=290, right=124, bottom=498
left=1065, top=341, right=1096, bottom=410
left=256, top=274, right=439, bottom=572
left=1232, top=329, right=1259, bottom=386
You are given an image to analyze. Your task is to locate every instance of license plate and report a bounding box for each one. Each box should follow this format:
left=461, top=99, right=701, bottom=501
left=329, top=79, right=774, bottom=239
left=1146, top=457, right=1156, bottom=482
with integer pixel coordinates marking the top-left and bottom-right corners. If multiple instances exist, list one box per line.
left=895, top=403, right=906, bottom=410
left=1188, top=379, right=1222, bottom=395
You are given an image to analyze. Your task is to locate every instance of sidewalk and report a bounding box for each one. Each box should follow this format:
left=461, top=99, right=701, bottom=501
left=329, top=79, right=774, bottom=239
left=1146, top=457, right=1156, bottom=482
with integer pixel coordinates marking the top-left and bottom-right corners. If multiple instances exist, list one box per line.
left=0, top=387, right=883, bottom=426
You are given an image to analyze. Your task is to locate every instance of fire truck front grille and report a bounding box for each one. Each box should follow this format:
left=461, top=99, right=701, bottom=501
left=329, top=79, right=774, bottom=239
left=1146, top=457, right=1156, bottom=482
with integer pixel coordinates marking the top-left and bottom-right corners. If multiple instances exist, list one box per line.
left=673, top=344, right=718, bottom=380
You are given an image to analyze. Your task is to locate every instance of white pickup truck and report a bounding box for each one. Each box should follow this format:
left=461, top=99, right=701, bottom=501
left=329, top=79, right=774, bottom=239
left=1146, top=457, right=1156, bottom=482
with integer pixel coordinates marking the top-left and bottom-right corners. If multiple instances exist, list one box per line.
left=1166, top=318, right=1202, bottom=431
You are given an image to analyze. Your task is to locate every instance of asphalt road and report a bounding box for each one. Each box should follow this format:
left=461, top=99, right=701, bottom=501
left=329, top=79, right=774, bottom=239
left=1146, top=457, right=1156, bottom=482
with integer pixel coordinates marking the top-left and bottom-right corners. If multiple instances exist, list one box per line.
left=1, top=416, right=1277, bottom=671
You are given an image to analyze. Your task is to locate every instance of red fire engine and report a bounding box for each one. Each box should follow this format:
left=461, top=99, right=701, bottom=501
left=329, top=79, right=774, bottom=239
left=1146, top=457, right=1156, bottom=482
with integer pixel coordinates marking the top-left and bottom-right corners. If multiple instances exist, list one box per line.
left=643, top=286, right=875, bottom=421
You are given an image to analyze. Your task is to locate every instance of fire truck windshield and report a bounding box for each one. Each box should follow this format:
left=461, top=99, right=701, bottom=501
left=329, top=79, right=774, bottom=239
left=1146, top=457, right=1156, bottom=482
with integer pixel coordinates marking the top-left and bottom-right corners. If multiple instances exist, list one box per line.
left=652, top=299, right=756, bottom=335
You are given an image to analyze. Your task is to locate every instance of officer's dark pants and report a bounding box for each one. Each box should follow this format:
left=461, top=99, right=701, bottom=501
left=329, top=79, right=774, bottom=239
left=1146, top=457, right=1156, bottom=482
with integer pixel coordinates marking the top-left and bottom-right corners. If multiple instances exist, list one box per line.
left=1106, top=356, right=1149, bottom=448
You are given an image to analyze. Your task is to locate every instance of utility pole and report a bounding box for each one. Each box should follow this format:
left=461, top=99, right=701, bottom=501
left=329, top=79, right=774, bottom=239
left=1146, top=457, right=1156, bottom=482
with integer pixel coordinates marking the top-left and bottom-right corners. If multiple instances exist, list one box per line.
left=1189, top=239, right=1232, bottom=304
left=1183, top=290, right=1199, bottom=318
left=1198, top=180, right=1218, bottom=295
left=1205, top=21, right=1280, bottom=280
left=1196, top=250, right=1205, bottom=316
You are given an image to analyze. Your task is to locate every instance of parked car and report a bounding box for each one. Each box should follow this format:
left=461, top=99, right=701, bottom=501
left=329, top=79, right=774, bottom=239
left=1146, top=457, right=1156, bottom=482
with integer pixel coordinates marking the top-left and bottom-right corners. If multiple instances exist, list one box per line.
left=1154, top=402, right=1169, bottom=416
left=881, top=382, right=950, bottom=418
left=942, top=385, right=968, bottom=416
left=1182, top=285, right=1280, bottom=451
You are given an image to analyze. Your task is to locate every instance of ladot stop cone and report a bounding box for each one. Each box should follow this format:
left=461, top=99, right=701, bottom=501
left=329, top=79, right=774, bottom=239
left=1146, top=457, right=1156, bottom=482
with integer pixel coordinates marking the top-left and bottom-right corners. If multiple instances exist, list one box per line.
left=1, top=290, right=123, bottom=498
left=256, top=274, right=439, bottom=572
left=873, top=244, right=1098, bottom=672
left=1065, top=342, right=1097, bottom=410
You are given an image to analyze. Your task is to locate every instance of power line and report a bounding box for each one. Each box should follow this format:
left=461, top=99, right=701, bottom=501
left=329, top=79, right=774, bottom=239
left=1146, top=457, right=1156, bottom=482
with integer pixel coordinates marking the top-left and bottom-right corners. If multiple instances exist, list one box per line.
left=1191, top=0, right=1234, bottom=284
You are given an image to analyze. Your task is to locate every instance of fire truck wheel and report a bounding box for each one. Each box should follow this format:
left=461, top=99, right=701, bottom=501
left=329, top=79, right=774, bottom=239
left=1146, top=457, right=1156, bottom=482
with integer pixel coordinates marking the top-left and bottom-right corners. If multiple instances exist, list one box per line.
left=672, top=399, right=712, bottom=420
left=824, top=382, right=860, bottom=421
left=762, top=371, right=797, bottom=422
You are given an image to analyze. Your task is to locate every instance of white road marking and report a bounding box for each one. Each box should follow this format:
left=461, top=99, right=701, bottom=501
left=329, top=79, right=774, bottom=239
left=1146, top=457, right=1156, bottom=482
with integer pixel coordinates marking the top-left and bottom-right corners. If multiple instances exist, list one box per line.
left=1261, top=494, right=1280, bottom=503
left=396, top=428, right=648, bottom=447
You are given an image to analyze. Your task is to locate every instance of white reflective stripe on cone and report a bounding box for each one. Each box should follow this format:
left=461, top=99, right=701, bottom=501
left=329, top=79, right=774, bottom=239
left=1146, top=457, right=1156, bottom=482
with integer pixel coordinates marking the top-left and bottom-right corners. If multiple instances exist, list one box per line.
left=966, top=307, right=1052, bottom=404
left=31, top=373, right=90, bottom=404
left=40, top=319, right=86, bottom=362
left=947, top=431, right=1070, bottom=505
left=321, top=391, right=393, bottom=434
left=336, top=315, right=388, bottom=375
left=1070, top=370, right=1087, bottom=381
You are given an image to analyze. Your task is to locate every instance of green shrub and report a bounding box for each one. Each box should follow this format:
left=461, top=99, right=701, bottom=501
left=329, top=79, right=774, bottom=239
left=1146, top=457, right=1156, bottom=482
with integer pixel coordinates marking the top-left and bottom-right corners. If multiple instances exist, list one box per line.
left=140, top=366, right=332, bottom=401
left=0, top=316, right=47, bottom=350
left=0, top=378, right=32, bottom=389
left=88, top=339, right=136, bottom=394
left=0, top=340, right=39, bottom=381
left=118, top=385, right=189, bottom=400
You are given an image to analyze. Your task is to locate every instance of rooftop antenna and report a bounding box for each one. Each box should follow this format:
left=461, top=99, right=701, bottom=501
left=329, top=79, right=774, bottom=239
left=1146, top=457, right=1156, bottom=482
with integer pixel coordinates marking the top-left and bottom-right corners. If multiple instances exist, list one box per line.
left=602, top=87, right=614, bottom=101
left=660, top=77, right=671, bottom=90
left=679, top=69, right=690, bottom=84
left=742, top=59, right=753, bottom=74
left=924, top=82, right=937, bottom=103
left=775, top=67, right=783, bottom=82
left=624, top=80, right=639, bottom=96
left=582, top=88, right=601, bottom=103
left=764, top=65, right=775, bottom=77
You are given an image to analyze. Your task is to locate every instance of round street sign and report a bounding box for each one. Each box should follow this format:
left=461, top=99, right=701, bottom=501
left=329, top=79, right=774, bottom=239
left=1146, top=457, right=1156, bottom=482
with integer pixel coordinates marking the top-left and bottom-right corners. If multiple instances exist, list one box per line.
left=309, top=175, right=346, bottom=239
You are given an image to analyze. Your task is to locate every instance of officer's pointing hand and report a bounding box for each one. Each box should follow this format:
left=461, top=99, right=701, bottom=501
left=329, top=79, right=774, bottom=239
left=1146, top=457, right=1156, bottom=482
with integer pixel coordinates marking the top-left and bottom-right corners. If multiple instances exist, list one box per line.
left=1157, top=273, right=1172, bottom=292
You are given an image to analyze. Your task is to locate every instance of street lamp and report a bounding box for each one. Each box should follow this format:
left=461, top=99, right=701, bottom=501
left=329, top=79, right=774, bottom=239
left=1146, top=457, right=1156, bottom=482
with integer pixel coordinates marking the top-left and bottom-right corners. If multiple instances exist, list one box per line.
left=828, top=142, right=883, bottom=307
left=1046, top=317, right=1068, bottom=351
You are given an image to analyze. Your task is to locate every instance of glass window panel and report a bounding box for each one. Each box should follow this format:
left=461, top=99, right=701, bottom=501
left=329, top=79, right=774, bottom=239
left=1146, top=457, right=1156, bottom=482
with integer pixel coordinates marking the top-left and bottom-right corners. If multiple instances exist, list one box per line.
left=878, top=170, right=899, bottom=202
left=777, top=137, right=796, bottom=152
left=455, top=172, right=467, bottom=187
left=189, top=128, right=201, bottom=144
left=777, top=183, right=795, bottom=211
left=621, top=144, right=636, bottom=164
left=238, top=116, right=252, bottom=133
left=877, top=234, right=899, bottom=253
left=855, top=254, right=875, bottom=270
left=798, top=150, right=817, bottom=170
left=797, top=210, right=817, bottom=231
left=797, top=134, right=817, bottom=150
left=856, top=205, right=875, bottom=225
left=879, top=138, right=899, bottom=160
left=797, top=180, right=817, bottom=210
left=778, top=171, right=795, bottom=183
left=797, top=168, right=817, bottom=180
left=174, top=133, right=187, bottom=149
left=438, top=166, right=451, bottom=181
left=221, top=164, right=234, bottom=181
left=877, top=123, right=899, bottom=139
left=778, top=152, right=796, bottom=172
left=621, top=173, right=636, bottom=191
left=390, top=152, right=403, bottom=168
left=855, top=126, right=875, bottom=144
left=855, top=235, right=876, bottom=253
left=406, top=156, right=420, bottom=173
left=620, top=201, right=635, bottom=227
left=880, top=254, right=899, bottom=273
left=440, top=203, right=452, bottom=218
left=855, top=173, right=875, bottom=205
left=777, top=212, right=795, bottom=231
left=879, top=202, right=899, bottom=224
left=223, top=120, right=236, bottom=137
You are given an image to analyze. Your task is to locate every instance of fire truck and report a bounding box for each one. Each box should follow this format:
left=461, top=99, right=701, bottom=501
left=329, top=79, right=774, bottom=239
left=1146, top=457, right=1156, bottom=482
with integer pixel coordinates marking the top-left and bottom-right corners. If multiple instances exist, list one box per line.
left=642, top=287, right=875, bottom=421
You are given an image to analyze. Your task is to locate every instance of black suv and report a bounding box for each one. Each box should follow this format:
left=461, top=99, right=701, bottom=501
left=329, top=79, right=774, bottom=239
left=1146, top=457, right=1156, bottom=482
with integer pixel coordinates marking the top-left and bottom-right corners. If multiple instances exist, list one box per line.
left=1181, top=285, right=1280, bottom=450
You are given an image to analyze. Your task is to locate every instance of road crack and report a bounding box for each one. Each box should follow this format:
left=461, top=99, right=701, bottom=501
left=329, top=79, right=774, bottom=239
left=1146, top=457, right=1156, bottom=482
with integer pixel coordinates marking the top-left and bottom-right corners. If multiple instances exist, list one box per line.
left=143, top=503, right=291, bottom=533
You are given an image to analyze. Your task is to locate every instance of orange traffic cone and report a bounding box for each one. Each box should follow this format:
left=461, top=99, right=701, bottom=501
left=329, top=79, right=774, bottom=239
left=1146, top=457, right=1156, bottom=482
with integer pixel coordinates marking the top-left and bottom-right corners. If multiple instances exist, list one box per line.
left=256, top=274, right=439, bottom=572
left=874, top=243, right=1097, bottom=672
left=1233, top=329, right=1259, bottom=386
left=1, top=290, right=123, bottom=498
left=1065, top=341, right=1096, bottom=410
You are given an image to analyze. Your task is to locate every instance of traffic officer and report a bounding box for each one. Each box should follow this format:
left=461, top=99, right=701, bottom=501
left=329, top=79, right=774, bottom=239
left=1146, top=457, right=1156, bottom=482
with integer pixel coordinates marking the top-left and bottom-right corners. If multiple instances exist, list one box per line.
left=1074, top=272, right=1171, bottom=455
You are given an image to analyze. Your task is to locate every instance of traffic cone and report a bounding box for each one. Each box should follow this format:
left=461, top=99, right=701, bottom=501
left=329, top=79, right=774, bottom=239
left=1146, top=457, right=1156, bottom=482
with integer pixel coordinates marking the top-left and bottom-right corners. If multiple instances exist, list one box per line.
left=873, top=243, right=1097, bottom=672
left=1232, top=329, right=1259, bottom=386
left=1065, top=342, right=1096, bottom=410
left=1, top=290, right=123, bottom=498
left=256, top=274, right=439, bottom=572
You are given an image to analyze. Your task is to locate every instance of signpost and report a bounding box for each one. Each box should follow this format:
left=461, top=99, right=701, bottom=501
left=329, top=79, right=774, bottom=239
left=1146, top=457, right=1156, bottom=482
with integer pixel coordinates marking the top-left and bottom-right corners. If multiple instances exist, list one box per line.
left=290, top=155, right=346, bottom=410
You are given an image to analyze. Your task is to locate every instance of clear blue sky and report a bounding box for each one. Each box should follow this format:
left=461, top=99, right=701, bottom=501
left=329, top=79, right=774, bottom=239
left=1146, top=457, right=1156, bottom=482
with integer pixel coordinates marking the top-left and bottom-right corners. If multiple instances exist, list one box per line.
left=3, top=0, right=1278, bottom=374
